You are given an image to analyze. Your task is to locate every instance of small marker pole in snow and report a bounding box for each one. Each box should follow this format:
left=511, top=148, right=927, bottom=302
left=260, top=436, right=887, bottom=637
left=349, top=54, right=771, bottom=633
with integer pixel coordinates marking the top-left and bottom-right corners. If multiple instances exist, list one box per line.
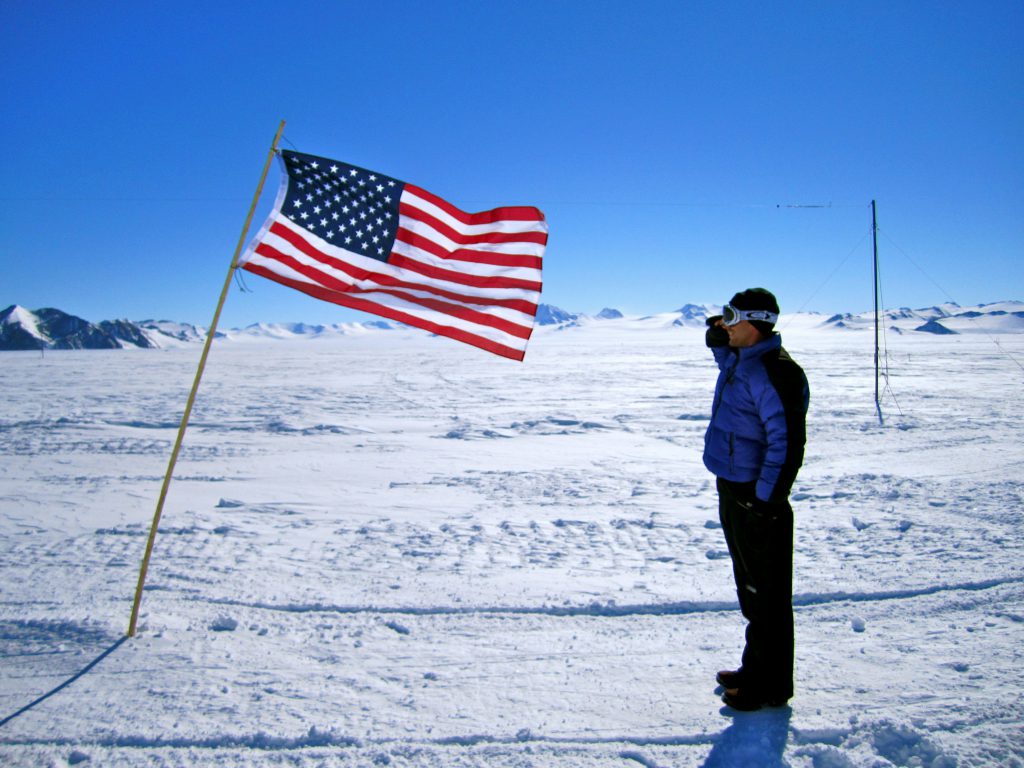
left=127, top=120, right=286, bottom=637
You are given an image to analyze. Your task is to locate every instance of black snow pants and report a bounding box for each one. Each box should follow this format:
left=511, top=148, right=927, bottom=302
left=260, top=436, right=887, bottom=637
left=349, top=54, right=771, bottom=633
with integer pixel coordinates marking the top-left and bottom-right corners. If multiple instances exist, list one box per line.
left=717, top=477, right=794, bottom=700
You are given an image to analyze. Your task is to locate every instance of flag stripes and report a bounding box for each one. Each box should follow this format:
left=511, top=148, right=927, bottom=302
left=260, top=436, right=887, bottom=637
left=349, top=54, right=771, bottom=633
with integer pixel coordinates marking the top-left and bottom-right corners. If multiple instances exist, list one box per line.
left=245, top=237, right=533, bottom=339
left=241, top=261, right=532, bottom=360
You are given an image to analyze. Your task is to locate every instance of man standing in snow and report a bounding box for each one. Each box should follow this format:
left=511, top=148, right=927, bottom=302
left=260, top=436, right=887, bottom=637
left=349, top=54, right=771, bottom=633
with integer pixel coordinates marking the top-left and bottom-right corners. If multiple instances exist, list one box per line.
left=703, top=288, right=809, bottom=711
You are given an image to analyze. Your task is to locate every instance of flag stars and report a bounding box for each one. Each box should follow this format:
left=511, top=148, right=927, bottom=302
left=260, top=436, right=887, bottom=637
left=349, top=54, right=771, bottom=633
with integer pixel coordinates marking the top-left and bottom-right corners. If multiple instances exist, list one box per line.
left=282, top=152, right=402, bottom=263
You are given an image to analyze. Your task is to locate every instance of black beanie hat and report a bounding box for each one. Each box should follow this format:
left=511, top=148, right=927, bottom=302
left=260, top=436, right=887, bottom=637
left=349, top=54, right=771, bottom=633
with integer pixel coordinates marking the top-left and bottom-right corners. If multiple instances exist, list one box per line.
left=728, top=287, right=780, bottom=337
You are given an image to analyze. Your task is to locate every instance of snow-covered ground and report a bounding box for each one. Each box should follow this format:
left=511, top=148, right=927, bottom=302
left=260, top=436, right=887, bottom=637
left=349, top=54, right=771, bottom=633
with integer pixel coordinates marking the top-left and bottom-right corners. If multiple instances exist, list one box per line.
left=1, top=316, right=1022, bottom=767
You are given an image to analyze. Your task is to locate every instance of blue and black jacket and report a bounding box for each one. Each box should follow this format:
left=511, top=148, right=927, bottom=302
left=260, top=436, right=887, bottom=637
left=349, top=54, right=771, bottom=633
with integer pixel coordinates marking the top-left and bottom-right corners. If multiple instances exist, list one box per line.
left=703, top=333, right=809, bottom=503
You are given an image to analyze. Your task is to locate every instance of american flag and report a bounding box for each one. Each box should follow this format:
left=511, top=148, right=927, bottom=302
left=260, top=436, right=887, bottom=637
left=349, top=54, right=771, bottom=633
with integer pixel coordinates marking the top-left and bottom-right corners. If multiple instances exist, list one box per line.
left=239, top=150, right=547, bottom=361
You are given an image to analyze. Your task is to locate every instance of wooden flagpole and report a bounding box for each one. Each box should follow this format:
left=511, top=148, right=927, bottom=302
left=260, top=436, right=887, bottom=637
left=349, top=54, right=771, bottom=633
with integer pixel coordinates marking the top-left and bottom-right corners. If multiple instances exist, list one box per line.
left=127, top=120, right=286, bottom=637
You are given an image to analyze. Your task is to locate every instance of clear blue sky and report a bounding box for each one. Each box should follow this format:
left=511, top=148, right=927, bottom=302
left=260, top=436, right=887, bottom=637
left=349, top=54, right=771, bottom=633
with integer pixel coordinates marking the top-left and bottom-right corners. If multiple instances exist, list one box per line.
left=2, top=1, right=1021, bottom=327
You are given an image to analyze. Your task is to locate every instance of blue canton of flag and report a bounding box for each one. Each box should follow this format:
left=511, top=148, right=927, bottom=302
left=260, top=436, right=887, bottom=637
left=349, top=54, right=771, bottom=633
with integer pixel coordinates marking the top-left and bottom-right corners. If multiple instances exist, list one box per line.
left=282, top=151, right=401, bottom=263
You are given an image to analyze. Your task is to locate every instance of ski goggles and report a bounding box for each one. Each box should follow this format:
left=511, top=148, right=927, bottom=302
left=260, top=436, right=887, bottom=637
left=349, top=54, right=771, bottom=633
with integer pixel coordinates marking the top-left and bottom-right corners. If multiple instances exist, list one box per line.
left=721, top=304, right=779, bottom=327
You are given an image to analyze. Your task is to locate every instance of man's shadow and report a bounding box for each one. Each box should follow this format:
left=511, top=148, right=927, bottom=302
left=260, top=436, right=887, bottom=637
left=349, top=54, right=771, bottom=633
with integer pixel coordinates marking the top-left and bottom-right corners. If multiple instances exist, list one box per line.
left=701, top=704, right=792, bottom=768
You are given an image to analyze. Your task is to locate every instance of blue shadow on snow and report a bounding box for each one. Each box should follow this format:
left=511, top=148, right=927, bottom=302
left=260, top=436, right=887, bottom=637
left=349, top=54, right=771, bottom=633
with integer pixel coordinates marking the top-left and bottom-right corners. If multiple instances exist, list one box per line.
left=0, top=636, right=127, bottom=728
left=702, top=705, right=792, bottom=767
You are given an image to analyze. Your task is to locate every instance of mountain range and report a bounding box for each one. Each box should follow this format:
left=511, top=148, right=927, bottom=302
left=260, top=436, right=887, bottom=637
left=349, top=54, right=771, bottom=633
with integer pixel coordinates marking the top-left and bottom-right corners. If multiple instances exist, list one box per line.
left=2, top=301, right=1022, bottom=351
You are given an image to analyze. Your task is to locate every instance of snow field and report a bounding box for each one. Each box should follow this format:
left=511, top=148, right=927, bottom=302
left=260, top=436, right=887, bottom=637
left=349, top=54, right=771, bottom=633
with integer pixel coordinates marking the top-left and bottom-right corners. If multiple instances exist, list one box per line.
left=1, top=321, right=1022, bottom=766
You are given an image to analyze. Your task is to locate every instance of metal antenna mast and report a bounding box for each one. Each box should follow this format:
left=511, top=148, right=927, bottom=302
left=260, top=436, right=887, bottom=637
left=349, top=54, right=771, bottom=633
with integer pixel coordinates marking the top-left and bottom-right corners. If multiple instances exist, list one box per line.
left=872, top=200, right=883, bottom=425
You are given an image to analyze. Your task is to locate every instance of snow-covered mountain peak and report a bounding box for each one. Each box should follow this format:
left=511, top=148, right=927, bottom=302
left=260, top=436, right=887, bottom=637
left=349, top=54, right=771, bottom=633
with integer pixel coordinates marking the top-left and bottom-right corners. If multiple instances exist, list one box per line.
left=1, top=305, right=48, bottom=340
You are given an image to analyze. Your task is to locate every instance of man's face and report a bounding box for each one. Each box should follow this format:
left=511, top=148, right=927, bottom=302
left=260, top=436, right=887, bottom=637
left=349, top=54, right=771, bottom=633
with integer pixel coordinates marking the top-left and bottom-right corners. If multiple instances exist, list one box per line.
left=720, top=319, right=763, bottom=348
